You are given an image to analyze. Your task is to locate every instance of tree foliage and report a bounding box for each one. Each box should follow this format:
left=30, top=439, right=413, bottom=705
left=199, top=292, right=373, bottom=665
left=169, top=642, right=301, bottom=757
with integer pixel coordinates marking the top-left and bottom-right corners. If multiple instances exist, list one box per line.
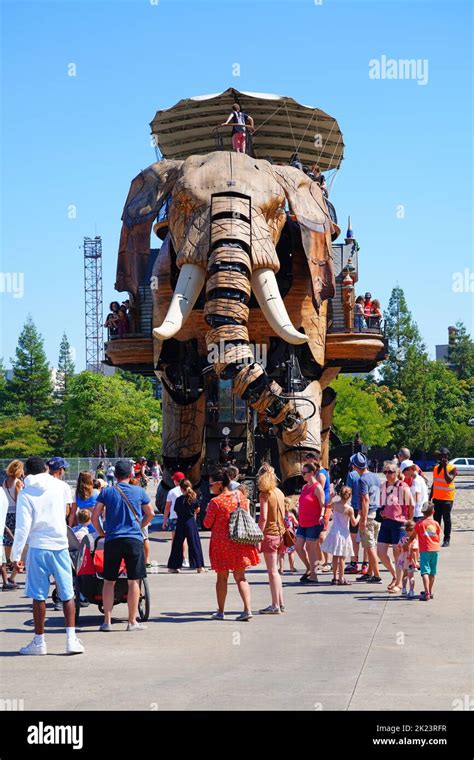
left=8, top=316, right=53, bottom=419
left=332, top=375, right=394, bottom=446
left=448, top=321, right=474, bottom=380
left=0, top=416, right=50, bottom=458
left=64, top=372, right=162, bottom=457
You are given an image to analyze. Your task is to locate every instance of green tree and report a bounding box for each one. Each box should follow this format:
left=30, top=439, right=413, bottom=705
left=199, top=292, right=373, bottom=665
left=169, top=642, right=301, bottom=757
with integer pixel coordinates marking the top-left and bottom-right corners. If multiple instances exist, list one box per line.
left=8, top=316, right=53, bottom=419
left=65, top=372, right=162, bottom=456
left=50, top=334, right=76, bottom=453
left=0, top=416, right=50, bottom=458
left=381, top=286, right=424, bottom=386
left=331, top=375, right=394, bottom=446
left=447, top=321, right=474, bottom=380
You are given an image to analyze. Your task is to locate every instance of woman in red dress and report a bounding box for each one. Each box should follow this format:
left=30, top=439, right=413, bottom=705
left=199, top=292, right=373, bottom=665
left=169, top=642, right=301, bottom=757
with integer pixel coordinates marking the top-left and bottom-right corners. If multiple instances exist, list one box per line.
left=203, top=468, right=260, bottom=621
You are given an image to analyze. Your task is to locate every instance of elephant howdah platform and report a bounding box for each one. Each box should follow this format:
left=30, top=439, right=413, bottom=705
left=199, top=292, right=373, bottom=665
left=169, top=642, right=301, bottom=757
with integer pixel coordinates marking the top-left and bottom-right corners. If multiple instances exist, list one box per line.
left=104, top=89, right=387, bottom=494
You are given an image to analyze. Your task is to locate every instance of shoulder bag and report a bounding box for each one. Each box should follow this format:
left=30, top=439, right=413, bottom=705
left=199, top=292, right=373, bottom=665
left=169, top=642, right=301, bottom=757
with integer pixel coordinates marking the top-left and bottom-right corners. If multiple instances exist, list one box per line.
left=115, top=485, right=146, bottom=537
left=229, top=492, right=263, bottom=546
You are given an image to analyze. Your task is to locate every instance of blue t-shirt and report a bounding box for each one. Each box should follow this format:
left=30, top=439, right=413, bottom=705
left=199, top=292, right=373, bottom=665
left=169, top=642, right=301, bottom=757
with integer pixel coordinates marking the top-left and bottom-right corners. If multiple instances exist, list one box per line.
left=319, top=467, right=330, bottom=504
left=346, top=470, right=360, bottom=509
left=359, top=472, right=380, bottom=517
left=98, top=484, right=150, bottom=542
left=75, top=493, right=98, bottom=510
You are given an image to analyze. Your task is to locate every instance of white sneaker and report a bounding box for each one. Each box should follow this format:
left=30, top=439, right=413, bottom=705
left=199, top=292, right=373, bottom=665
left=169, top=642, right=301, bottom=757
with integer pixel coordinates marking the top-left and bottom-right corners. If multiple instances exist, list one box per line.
left=126, top=622, right=147, bottom=631
left=20, top=639, right=47, bottom=656
left=66, top=637, right=85, bottom=655
left=182, top=559, right=190, bottom=568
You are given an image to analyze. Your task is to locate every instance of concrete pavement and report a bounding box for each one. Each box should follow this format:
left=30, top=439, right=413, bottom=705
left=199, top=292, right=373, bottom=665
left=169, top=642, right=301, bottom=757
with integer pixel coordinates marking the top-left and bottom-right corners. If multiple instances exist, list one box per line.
left=1, top=478, right=472, bottom=711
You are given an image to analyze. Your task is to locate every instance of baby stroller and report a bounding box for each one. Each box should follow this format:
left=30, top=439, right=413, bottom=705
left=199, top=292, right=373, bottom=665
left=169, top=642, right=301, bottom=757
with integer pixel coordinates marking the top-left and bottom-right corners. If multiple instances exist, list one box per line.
left=53, top=528, right=150, bottom=624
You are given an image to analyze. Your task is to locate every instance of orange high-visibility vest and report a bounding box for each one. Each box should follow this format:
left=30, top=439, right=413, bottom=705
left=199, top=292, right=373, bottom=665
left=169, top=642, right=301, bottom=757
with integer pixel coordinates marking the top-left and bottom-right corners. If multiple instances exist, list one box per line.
left=432, top=464, right=456, bottom=501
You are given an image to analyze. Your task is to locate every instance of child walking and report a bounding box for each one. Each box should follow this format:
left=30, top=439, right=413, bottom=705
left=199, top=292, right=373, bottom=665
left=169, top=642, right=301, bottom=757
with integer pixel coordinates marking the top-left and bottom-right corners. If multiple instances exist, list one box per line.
left=321, top=486, right=359, bottom=585
left=406, top=504, right=441, bottom=601
left=397, top=520, right=418, bottom=598
left=279, top=498, right=298, bottom=574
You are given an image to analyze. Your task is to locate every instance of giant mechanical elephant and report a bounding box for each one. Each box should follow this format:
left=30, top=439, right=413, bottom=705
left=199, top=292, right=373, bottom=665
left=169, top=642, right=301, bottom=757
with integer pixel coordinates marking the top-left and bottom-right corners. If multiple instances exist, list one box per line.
left=116, top=151, right=342, bottom=491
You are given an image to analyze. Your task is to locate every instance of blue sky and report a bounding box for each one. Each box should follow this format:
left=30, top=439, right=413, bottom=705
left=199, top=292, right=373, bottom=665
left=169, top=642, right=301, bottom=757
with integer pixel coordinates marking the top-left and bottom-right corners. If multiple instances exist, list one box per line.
left=1, top=0, right=472, bottom=370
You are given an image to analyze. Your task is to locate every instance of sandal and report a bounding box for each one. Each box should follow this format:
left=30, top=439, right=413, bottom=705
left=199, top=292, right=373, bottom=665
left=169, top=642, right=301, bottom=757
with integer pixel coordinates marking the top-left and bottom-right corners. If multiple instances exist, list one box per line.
left=299, top=572, right=310, bottom=583
left=338, top=579, right=352, bottom=585
left=388, top=585, right=402, bottom=594
left=321, top=563, right=332, bottom=573
left=387, top=578, right=397, bottom=590
left=331, top=578, right=338, bottom=585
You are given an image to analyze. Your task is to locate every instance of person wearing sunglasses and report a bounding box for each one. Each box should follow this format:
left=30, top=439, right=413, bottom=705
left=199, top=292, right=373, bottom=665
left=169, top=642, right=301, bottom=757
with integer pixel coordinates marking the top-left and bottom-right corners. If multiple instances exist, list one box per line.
left=377, top=465, right=414, bottom=594
left=295, top=463, right=326, bottom=584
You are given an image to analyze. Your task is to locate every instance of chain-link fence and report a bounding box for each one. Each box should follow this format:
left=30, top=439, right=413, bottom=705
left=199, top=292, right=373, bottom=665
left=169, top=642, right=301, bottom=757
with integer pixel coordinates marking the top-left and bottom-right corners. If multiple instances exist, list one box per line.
left=0, top=458, right=132, bottom=488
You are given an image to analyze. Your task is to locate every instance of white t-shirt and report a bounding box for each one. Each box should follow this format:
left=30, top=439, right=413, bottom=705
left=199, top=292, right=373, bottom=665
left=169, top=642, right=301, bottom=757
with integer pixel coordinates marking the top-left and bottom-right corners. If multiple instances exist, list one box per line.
left=57, top=479, right=73, bottom=512
left=411, top=473, right=429, bottom=518
left=166, top=485, right=182, bottom=520
left=11, top=473, right=69, bottom=559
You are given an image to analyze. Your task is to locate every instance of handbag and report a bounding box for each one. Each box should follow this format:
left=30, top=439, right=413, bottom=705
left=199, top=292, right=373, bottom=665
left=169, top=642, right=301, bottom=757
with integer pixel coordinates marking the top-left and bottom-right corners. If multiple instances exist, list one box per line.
left=229, top=494, right=263, bottom=546
left=276, top=494, right=296, bottom=548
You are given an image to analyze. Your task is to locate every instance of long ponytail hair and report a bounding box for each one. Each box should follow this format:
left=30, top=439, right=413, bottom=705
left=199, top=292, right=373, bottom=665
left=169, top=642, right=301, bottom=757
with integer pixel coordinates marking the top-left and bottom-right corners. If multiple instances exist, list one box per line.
left=180, top=479, right=196, bottom=505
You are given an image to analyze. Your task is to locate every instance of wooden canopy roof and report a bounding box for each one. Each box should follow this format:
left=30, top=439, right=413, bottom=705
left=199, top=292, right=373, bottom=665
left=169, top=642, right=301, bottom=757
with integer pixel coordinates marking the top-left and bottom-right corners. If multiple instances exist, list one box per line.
left=150, top=88, right=344, bottom=170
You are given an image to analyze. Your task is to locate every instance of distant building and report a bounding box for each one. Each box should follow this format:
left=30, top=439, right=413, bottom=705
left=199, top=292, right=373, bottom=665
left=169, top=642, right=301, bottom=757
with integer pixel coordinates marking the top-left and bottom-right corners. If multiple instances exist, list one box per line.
left=435, top=326, right=457, bottom=366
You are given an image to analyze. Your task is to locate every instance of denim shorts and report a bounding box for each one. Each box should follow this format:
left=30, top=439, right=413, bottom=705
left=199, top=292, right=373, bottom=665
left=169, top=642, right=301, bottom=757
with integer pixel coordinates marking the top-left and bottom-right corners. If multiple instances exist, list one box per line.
left=378, top=518, right=406, bottom=546
left=420, top=551, right=438, bottom=576
left=167, top=518, right=177, bottom=532
left=26, top=547, right=74, bottom=602
left=296, top=524, right=323, bottom=542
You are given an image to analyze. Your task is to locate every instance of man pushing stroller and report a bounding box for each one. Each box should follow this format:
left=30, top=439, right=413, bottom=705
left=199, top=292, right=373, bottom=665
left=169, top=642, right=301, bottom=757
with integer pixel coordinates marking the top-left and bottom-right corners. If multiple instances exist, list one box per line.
left=92, top=460, right=154, bottom=632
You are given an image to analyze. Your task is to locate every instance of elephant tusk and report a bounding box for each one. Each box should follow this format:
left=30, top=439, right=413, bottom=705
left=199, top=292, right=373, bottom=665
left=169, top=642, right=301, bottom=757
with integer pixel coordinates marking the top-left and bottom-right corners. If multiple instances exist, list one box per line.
left=251, top=268, right=309, bottom=345
left=153, top=264, right=205, bottom=340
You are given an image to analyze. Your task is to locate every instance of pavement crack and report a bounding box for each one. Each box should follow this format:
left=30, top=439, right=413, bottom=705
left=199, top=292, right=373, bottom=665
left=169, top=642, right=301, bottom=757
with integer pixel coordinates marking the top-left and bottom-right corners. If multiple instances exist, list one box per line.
left=345, top=595, right=390, bottom=711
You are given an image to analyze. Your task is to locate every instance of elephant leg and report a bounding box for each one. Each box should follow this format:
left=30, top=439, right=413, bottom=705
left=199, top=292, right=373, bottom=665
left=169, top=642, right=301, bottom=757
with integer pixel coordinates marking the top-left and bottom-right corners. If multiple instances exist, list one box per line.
left=158, top=380, right=206, bottom=490
left=320, top=387, right=337, bottom=469
left=277, top=380, right=323, bottom=492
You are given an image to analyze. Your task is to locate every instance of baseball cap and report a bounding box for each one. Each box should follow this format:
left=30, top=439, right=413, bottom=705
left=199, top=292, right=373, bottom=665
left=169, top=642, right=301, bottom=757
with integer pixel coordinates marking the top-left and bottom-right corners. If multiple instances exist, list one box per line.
left=47, top=457, right=70, bottom=471
left=400, top=460, right=415, bottom=472
left=435, top=447, right=450, bottom=457
left=350, top=452, right=368, bottom=469
left=172, top=471, right=185, bottom=482
left=115, top=460, right=133, bottom=478
left=364, top=292, right=372, bottom=298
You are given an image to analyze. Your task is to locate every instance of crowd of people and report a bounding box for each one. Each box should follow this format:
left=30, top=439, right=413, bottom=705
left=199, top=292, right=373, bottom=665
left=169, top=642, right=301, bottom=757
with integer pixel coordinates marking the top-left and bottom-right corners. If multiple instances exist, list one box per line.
left=0, top=445, right=457, bottom=653
left=354, top=292, right=383, bottom=331
left=104, top=299, right=133, bottom=338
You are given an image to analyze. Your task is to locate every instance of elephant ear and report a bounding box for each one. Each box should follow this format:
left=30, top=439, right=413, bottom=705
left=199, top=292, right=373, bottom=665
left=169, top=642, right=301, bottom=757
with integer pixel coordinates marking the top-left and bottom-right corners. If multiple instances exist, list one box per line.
left=271, top=165, right=336, bottom=311
left=116, top=160, right=182, bottom=296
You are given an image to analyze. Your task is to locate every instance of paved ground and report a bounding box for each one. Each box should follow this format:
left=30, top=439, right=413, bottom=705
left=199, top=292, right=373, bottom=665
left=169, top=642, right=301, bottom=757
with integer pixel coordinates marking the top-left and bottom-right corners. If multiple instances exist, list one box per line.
left=1, top=475, right=472, bottom=711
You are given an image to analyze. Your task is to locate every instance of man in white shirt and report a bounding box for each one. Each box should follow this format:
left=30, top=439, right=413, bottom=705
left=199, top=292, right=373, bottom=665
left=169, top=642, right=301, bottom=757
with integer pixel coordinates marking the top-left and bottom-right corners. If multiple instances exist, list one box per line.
left=47, top=457, right=73, bottom=519
left=11, top=456, right=84, bottom=656
left=400, top=460, right=428, bottom=522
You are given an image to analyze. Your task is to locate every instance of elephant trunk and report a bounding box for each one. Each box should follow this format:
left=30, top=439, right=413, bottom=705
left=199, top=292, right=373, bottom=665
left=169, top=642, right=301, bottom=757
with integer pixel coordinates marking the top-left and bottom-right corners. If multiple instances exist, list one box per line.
left=203, top=193, right=306, bottom=443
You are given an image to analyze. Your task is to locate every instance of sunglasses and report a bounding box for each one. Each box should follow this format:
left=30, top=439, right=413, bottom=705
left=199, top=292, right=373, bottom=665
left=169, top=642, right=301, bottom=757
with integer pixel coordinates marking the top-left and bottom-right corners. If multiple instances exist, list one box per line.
left=384, top=470, right=396, bottom=474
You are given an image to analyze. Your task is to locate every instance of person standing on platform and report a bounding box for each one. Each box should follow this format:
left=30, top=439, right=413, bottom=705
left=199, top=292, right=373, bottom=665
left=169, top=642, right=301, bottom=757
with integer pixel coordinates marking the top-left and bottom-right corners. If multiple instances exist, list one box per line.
left=430, top=448, right=457, bottom=547
left=220, top=102, right=254, bottom=154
